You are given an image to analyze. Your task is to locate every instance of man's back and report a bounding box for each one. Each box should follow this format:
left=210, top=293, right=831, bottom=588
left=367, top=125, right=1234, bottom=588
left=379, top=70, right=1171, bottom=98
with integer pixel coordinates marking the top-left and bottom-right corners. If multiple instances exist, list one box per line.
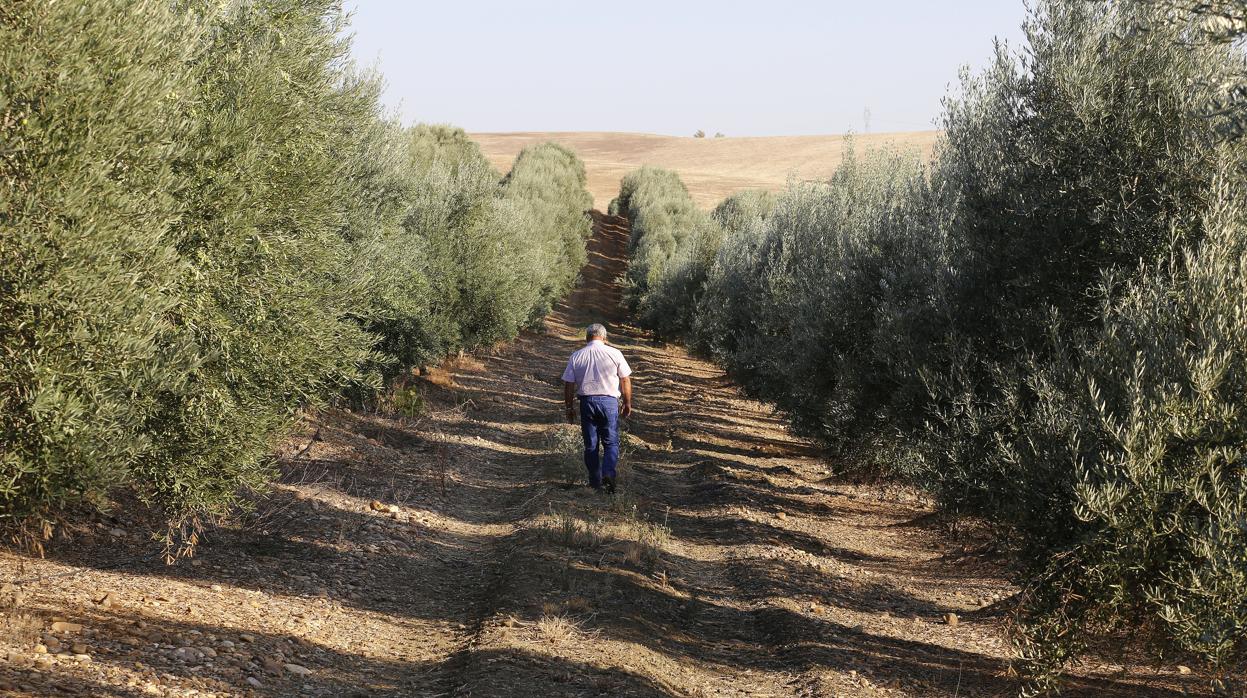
left=563, top=325, right=632, bottom=493
left=563, top=340, right=631, bottom=398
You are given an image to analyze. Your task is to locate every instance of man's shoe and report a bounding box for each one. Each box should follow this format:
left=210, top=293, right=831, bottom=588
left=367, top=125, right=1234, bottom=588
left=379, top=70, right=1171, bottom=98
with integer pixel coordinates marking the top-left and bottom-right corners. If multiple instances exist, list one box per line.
left=603, top=476, right=616, bottom=495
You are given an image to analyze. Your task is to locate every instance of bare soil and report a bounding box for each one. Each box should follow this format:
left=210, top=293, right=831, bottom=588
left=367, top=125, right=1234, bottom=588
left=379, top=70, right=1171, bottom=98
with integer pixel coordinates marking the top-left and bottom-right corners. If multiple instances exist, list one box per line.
left=0, top=214, right=1204, bottom=697
left=471, top=131, right=940, bottom=209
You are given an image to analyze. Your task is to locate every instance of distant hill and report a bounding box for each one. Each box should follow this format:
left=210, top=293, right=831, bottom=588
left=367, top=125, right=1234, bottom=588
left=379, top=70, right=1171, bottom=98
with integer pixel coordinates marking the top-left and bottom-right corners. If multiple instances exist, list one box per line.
left=471, top=131, right=940, bottom=209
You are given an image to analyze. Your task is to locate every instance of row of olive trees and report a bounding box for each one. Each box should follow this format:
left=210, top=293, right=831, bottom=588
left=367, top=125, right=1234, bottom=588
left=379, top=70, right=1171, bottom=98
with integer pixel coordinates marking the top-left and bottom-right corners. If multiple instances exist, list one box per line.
left=608, top=167, right=719, bottom=335
left=0, top=0, right=590, bottom=538
left=607, top=168, right=757, bottom=337
left=619, top=0, right=1247, bottom=691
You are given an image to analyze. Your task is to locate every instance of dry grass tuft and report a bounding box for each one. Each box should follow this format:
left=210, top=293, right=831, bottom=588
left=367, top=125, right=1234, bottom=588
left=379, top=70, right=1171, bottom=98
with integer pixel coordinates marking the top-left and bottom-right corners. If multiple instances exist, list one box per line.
left=0, top=611, right=41, bottom=649
left=564, top=596, right=593, bottom=613
left=535, top=613, right=582, bottom=646
left=614, top=508, right=671, bottom=571
left=543, top=424, right=584, bottom=486
left=539, top=510, right=606, bottom=550
left=447, top=354, right=486, bottom=373
left=543, top=597, right=593, bottom=617
left=420, top=366, right=458, bottom=390
left=620, top=431, right=646, bottom=457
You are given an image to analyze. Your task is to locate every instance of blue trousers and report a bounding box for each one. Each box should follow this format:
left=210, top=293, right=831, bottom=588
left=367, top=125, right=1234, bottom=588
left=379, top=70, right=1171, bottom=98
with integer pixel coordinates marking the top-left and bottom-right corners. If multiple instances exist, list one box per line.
left=579, top=395, right=619, bottom=488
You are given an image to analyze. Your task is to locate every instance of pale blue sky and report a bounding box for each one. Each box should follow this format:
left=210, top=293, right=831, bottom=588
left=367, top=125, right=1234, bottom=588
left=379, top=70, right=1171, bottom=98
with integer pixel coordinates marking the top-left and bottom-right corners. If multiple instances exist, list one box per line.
left=346, top=1, right=1029, bottom=136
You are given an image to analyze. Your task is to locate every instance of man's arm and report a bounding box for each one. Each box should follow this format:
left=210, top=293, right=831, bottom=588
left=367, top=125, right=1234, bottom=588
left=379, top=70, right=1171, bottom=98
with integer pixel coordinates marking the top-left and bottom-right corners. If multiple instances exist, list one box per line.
left=564, top=381, right=577, bottom=424
left=620, top=376, right=632, bottom=418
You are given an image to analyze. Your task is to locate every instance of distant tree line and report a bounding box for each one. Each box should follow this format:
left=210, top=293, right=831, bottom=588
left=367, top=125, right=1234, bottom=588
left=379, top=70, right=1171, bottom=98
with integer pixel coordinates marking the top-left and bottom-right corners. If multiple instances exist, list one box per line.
left=0, top=0, right=591, bottom=545
left=615, top=0, right=1247, bottom=692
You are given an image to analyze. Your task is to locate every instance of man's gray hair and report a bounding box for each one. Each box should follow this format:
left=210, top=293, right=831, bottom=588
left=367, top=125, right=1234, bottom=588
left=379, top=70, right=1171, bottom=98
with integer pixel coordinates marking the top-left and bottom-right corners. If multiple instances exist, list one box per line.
left=585, top=323, right=607, bottom=340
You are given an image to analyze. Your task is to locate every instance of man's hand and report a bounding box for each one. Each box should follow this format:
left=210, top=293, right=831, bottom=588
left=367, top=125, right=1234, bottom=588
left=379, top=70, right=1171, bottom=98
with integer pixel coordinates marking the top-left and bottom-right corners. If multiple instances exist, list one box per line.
left=620, top=376, right=633, bottom=419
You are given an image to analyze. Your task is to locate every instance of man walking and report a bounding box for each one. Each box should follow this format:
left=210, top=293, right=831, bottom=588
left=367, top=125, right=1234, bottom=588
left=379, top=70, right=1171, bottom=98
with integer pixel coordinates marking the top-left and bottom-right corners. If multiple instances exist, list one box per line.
left=562, top=323, right=633, bottom=493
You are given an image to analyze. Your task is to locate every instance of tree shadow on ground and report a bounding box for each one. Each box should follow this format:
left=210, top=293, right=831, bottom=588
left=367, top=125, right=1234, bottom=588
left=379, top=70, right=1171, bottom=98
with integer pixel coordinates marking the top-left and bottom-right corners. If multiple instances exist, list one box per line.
left=487, top=519, right=1195, bottom=698
left=31, top=483, right=518, bottom=628
left=659, top=508, right=896, bottom=564
left=1, top=598, right=682, bottom=698
left=450, top=646, right=680, bottom=697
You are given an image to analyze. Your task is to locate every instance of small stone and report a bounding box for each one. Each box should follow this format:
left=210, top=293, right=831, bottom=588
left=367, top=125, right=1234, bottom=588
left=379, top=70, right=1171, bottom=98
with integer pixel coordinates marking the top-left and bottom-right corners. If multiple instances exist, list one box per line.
left=200, top=647, right=217, bottom=658
left=1177, top=665, right=1192, bottom=675
left=284, top=663, right=311, bottom=676
left=33, top=644, right=47, bottom=654
left=50, top=622, right=83, bottom=634
left=776, top=511, right=787, bottom=520
left=71, top=643, right=88, bottom=655
left=220, top=640, right=235, bottom=649
left=239, top=634, right=256, bottom=643
left=387, top=504, right=400, bottom=514
left=246, top=676, right=262, bottom=688
left=944, top=613, right=960, bottom=626
left=210, top=584, right=223, bottom=592
left=73, top=654, right=91, bottom=662
left=109, top=528, right=126, bottom=537
left=262, top=657, right=283, bottom=673
left=369, top=500, right=386, bottom=512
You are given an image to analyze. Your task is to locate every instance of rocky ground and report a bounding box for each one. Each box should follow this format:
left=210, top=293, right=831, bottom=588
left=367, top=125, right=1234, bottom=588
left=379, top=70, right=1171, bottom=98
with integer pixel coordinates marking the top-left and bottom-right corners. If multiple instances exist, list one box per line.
left=0, top=213, right=1207, bottom=697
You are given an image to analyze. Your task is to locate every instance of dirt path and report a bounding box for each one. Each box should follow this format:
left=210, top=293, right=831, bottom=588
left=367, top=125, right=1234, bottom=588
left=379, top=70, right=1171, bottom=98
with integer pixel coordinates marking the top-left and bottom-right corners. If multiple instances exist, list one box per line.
left=0, top=214, right=1201, bottom=697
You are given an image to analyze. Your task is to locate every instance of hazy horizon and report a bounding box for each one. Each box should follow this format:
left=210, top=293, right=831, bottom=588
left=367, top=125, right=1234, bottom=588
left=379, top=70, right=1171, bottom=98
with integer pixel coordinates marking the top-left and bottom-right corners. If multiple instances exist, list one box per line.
left=346, top=1, right=1029, bottom=137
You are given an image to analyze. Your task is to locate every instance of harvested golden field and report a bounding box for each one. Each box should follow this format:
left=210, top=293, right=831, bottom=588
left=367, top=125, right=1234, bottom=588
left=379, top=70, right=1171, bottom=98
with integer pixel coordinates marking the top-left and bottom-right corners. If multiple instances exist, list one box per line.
left=472, top=131, right=940, bottom=209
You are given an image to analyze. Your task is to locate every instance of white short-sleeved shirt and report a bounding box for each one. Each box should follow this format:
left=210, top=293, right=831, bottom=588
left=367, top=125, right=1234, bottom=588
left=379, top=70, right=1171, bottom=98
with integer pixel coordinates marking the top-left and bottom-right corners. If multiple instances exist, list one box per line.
left=562, top=340, right=632, bottom=397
